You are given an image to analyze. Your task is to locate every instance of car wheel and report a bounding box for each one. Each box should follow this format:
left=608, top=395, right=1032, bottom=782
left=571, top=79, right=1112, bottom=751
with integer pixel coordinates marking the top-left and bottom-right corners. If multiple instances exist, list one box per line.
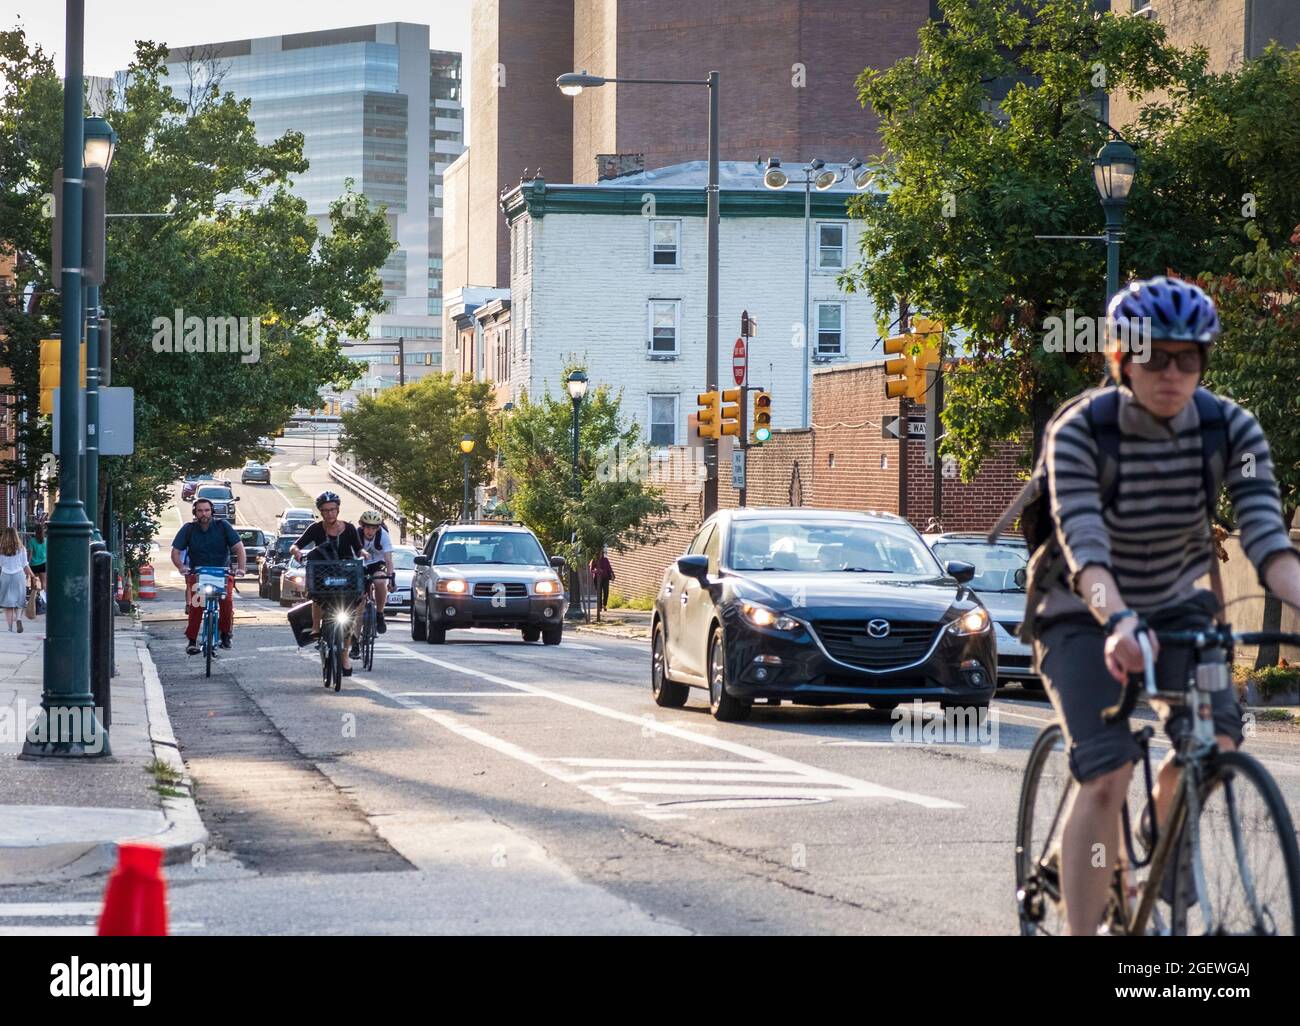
left=1020, top=677, right=1046, bottom=692
left=542, top=625, right=562, bottom=646
left=258, top=579, right=268, bottom=599
left=425, top=603, right=445, bottom=645
left=522, top=627, right=541, bottom=643
left=651, top=622, right=689, bottom=708
left=410, top=599, right=427, bottom=641
left=708, top=627, right=752, bottom=722
left=270, top=578, right=281, bottom=603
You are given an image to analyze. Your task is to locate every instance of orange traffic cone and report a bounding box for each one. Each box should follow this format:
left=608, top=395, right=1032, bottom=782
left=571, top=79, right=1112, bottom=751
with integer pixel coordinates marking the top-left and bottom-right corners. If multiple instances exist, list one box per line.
left=97, top=843, right=168, bottom=936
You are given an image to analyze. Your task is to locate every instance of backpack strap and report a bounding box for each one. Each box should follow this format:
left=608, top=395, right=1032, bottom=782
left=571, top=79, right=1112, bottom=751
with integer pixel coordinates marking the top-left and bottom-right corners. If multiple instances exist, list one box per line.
left=1193, top=388, right=1229, bottom=613
left=1084, top=387, right=1122, bottom=507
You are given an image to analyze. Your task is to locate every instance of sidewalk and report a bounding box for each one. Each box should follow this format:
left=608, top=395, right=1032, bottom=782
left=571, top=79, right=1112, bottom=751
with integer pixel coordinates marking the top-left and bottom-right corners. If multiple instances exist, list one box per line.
left=0, top=606, right=205, bottom=883
left=574, top=607, right=651, bottom=641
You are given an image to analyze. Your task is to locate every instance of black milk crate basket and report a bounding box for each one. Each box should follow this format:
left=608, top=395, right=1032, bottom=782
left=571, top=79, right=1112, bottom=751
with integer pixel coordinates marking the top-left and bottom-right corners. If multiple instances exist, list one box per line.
left=305, top=558, right=365, bottom=600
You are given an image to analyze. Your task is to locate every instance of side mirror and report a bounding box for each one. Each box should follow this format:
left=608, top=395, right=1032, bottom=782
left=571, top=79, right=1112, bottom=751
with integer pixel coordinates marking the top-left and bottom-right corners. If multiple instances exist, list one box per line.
left=414, top=555, right=430, bottom=567
left=550, top=555, right=567, bottom=570
left=1013, top=566, right=1028, bottom=589
left=945, top=560, right=976, bottom=584
left=677, top=554, right=710, bottom=582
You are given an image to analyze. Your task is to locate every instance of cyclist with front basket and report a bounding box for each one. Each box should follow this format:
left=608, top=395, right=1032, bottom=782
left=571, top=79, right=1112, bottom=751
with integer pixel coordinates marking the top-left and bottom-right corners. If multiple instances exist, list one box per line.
left=291, top=491, right=364, bottom=676
left=1026, top=276, right=1300, bottom=935
left=170, top=497, right=246, bottom=655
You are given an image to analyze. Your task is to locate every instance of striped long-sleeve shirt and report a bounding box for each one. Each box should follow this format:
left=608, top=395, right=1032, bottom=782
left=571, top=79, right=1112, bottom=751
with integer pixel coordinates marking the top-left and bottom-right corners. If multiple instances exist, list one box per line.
left=1039, top=385, right=1296, bottom=619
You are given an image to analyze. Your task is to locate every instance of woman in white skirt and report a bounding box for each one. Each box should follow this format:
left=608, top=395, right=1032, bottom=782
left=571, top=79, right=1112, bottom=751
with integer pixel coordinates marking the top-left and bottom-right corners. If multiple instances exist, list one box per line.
left=0, top=526, right=36, bottom=633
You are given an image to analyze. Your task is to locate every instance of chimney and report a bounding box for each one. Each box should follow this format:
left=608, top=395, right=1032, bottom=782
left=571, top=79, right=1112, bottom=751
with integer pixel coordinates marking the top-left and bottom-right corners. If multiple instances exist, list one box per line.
left=596, top=153, right=645, bottom=181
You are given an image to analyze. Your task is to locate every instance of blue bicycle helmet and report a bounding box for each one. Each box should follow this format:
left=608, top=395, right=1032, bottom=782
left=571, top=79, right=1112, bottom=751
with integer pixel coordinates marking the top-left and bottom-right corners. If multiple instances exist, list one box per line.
left=1107, top=275, right=1220, bottom=345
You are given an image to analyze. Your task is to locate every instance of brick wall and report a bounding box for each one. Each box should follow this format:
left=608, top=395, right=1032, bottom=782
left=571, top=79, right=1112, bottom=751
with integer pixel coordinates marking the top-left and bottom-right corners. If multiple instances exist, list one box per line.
left=808, top=360, right=904, bottom=514
left=904, top=431, right=1029, bottom=533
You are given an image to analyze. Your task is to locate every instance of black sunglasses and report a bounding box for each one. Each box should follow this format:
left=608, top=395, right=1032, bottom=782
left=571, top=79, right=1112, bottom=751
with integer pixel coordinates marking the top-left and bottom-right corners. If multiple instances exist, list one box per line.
left=1130, top=348, right=1202, bottom=373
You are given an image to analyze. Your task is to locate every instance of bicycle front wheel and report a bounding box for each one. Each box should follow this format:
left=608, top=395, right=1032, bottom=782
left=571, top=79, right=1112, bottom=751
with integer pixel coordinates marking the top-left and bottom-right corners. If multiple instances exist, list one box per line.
left=1174, top=751, right=1300, bottom=936
left=204, top=605, right=216, bottom=678
left=1015, top=722, right=1075, bottom=936
left=362, top=602, right=376, bottom=672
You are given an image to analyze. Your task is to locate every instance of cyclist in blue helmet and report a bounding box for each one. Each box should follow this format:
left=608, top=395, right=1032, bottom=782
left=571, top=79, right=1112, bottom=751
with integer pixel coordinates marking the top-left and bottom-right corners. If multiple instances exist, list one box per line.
left=1032, top=275, right=1300, bottom=934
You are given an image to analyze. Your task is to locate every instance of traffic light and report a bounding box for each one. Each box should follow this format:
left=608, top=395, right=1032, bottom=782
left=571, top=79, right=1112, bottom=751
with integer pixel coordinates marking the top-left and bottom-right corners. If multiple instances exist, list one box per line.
left=39, top=338, right=86, bottom=415
left=883, top=334, right=915, bottom=401
left=752, top=391, right=772, bottom=443
left=696, top=390, right=721, bottom=439
left=720, top=388, right=742, bottom=436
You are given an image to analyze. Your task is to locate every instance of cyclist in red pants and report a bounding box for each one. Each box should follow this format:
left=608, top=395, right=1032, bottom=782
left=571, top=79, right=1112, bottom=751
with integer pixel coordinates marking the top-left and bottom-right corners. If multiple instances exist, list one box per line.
left=170, top=497, right=246, bottom=654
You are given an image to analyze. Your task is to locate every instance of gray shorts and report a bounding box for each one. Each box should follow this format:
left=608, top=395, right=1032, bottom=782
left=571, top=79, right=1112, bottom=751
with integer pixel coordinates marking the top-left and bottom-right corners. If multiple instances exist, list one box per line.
left=1033, top=589, right=1243, bottom=783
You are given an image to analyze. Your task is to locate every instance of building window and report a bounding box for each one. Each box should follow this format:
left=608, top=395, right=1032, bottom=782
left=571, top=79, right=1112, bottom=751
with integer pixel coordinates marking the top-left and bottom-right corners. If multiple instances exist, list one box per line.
left=650, top=220, right=680, bottom=268
left=647, top=300, right=680, bottom=356
left=815, top=302, right=845, bottom=357
left=817, top=223, right=846, bottom=270
left=521, top=219, right=530, bottom=274
left=648, top=394, right=678, bottom=447
left=519, top=296, right=528, bottom=353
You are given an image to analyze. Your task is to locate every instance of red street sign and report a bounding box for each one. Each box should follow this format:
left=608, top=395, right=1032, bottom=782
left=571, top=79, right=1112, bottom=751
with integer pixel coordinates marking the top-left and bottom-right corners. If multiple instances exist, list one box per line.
left=732, top=338, right=747, bottom=386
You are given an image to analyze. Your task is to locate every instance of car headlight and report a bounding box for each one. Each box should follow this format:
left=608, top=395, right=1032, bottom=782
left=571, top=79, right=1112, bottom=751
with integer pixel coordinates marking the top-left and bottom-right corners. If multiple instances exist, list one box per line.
left=741, top=602, right=799, bottom=631
left=437, top=578, right=468, bottom=594
left=948, top=607, right=991, bottom=635
left=534, top=578, right=560, bottom=595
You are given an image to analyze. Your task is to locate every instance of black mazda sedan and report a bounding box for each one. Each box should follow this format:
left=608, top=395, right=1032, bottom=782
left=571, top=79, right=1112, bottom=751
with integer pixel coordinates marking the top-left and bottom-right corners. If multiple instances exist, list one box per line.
left=651, top=508, right=996, bottom=721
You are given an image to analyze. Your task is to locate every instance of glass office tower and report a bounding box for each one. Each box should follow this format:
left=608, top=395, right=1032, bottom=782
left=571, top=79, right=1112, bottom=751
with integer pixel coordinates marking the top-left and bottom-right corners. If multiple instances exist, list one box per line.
left=163, top=24, right=464, bottom=382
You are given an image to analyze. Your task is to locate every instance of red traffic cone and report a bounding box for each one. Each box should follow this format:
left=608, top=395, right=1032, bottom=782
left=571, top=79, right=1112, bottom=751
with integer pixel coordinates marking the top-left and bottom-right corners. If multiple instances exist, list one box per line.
left=97, top=843, right=169, bottom=936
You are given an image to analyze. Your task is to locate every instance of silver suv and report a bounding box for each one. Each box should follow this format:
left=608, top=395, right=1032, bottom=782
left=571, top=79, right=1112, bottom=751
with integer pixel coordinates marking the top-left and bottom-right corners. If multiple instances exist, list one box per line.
left=410, top=523, right=568, bottom=645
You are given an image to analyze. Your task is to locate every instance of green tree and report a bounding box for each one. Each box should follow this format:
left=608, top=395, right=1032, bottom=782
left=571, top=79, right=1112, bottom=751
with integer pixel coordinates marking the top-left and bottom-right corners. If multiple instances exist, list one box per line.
left=336, top=374, right=496, bottom=527
left=844, top=0, right=1300, bottom=472
left=497, top=370, right=671, bottom=563
left=0, top=30, right=392, bottom=538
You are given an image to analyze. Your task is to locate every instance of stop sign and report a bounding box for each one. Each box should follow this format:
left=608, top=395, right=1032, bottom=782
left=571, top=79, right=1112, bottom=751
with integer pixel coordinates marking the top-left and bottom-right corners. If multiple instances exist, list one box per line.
left=732, top=338, right=747, bottom=386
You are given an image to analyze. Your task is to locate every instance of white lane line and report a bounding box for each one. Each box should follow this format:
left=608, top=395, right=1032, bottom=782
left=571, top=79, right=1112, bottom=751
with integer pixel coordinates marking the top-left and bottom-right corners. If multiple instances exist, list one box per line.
left=0, top=903, right=102, bottom=916
left=557, top=758, right=798, bottom=770
left=390, top=691, right=544, bottom=697
left=558, top=641, right=600, bottom=651
left=349, top=644, right=962, bottom=812
left=0, top=926, right=97, bottom=936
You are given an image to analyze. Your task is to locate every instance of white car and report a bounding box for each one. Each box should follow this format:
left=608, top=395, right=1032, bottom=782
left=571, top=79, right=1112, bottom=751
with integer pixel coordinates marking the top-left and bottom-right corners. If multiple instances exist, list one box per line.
left=924, top=532, right=1040, bottom=690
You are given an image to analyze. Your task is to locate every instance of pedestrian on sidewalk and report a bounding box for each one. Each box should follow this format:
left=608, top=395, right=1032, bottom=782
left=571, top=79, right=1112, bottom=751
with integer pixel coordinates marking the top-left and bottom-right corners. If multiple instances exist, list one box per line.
left=0, top=526, right=36, bottom=633
left=590, top=547, right=614, bottom=621
left=26, top=522, right=47, bottom=599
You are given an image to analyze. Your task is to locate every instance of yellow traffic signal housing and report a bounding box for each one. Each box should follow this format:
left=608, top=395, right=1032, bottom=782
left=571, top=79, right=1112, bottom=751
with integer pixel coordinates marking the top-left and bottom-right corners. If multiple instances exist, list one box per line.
left=720, top=388, right=742, bottom=436
left=752, top=391, right=772, bottom=443
left=882, top=333, right=914, bottom=401
left=696, top=390, right=721, bottom=439
left=39, top=338, right=86, bottom=415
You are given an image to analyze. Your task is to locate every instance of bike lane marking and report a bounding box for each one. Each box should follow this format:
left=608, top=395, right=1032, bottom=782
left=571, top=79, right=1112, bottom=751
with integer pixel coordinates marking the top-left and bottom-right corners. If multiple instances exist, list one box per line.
left=325, top=645, right=962, bottom=817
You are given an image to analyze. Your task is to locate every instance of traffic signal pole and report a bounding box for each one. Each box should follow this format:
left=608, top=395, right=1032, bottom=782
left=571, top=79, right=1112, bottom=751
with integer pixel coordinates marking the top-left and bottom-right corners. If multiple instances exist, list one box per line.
left=25, top=0, right=104, bottom=759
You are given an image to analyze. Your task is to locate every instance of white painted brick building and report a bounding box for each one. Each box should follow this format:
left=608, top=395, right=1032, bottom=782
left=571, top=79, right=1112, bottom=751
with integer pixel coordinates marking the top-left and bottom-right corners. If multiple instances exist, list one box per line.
left=500, top=161, right=886, bottom=445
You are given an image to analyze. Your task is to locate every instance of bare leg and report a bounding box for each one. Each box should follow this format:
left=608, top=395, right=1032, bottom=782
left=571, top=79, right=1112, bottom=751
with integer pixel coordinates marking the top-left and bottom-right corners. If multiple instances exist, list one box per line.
left=1061, top=763, right=1133, bottom=935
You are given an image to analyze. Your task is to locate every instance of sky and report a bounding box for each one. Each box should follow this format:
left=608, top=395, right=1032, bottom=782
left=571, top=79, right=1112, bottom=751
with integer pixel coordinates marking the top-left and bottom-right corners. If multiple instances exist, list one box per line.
left=6, top=1, right=473, bottom=129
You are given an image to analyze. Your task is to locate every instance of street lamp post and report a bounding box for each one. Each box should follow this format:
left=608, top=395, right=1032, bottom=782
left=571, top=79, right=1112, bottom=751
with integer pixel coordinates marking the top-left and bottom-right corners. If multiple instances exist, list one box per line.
left=25, top=0, right=104, bottom=758
left=459, top=435, right=475, bottom=522
left=1092, top=139, right=1138, bottom=305
left=558, top=70, right=720, bottom=515
left=83, top=115, right=116, bottom=540
left=762, top=157, right=869, bottom=427
left=565, top=371, right=588, bottom=622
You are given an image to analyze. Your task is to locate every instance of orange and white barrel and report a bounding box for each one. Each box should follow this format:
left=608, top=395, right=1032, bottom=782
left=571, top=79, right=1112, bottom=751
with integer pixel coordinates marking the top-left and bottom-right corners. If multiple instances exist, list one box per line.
left=137, top=564, right=157, bottom=600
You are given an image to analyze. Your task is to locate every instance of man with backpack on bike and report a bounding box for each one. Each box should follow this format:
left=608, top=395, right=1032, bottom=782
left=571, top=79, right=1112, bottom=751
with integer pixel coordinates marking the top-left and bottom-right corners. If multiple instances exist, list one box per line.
left=170, top=496, right=246, bottom=655
left=999, top=275, right=1300, bottom=935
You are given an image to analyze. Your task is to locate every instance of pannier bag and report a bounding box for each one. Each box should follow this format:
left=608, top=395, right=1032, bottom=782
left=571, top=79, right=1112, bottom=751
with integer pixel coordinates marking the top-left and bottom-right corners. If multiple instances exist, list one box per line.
left=287, top=600, right=316, bottom=647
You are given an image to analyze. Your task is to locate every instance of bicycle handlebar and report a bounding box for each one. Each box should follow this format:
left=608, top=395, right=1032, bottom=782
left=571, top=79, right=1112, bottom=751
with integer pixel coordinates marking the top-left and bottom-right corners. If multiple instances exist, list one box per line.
left=1101, top=625, right=1300, bottom=726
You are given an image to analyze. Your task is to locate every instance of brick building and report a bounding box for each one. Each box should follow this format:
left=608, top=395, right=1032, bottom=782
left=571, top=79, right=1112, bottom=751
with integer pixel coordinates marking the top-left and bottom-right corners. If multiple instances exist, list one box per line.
left=608, top=360, right=1031, bottom=599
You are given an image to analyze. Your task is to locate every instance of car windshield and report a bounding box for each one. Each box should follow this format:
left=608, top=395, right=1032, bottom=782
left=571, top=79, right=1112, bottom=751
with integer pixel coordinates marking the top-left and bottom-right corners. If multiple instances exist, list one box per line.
left=238, top=530, right=264, bottom=545
left=390, top=548, right=417, bottom=571
left=728, top=519, right=941, bottom=575
left=931, top=541, right=1028, bottom=592
left=435, top=532, right=546, bottom=566
left=273, top=537, right=294, bottom=556
left=196, top=485, right=232, bottom=500
left=245, top=463, right=264, bottom=470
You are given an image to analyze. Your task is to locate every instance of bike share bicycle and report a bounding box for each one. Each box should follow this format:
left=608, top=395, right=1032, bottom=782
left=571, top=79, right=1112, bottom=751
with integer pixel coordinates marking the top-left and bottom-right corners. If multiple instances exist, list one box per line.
left=192, top=566, right=233, bottom=679
left=306, top=556, right=365, bottom=691
left=356, top=568, right=395, bottom=673
left=1017, top=607, right=1300, bottom=936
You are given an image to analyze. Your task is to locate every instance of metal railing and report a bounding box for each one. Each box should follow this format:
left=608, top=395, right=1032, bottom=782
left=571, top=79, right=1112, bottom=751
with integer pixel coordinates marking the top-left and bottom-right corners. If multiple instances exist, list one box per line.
left=326, top=455, right=431, bottom=546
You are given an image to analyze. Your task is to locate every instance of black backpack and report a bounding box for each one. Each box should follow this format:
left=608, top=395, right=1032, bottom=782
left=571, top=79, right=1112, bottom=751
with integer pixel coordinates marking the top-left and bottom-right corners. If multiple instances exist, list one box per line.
left=989, top=384, right=1229, bottom=641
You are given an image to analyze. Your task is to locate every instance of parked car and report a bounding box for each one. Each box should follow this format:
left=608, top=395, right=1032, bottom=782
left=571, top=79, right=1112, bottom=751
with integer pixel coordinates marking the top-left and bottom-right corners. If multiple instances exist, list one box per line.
left=194, top=484, right=239, bottom=523
left=650, top=508, right=995, bottom=721
left=259, top=535, right=296, bottom=601
left=384, top=545, right=419, bottom=616
left=925, top=532, right=1037, bottom=689
left=236, top=528, right=269, bottom=576
left=410, top=525, right=567, bottom=645
left=241, top=462, right=271, bottom=485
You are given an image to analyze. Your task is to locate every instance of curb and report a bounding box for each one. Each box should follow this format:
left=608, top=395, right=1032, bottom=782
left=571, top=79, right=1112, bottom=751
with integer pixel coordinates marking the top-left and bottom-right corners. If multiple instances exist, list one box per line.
left=138, top=637, right=209, bottom=867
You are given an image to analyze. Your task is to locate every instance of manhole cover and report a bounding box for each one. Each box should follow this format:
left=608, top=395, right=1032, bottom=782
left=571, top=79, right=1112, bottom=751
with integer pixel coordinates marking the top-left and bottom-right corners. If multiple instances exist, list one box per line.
left=653, top=796, right=831, bottom=810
